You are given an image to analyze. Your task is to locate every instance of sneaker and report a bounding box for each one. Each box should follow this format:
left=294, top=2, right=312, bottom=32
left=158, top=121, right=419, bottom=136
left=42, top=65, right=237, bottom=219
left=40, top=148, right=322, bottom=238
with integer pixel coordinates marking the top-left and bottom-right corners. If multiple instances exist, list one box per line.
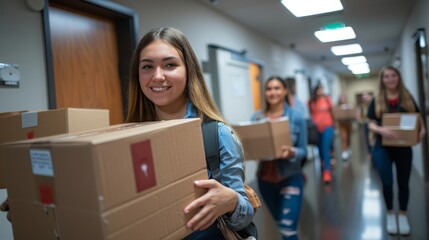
left=323, top=170, right=331, bottom=183
left=386, top=213, right=398, bottom=235
left=398, top=214, right=410, bottom=235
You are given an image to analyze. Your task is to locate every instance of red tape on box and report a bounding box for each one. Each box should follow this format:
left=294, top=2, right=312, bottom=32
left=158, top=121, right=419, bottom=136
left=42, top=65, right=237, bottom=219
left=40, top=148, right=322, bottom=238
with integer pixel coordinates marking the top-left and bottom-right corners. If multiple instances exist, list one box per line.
left=39, top=185, right=54, bottom=205
left=131, top=140, right=156, bottom=193
left=27, top=131, right=34, bottom=139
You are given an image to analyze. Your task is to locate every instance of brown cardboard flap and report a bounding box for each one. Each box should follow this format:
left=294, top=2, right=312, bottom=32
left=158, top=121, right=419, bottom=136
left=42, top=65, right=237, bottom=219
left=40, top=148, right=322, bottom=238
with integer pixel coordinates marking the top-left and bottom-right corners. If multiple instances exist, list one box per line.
left=233, top=118, right=290, bottom=160
left=333, top=105, right=357, bottom=121
left=382, top=113, right=420, bottom=146
left=0, top=108, right=110, bottom=188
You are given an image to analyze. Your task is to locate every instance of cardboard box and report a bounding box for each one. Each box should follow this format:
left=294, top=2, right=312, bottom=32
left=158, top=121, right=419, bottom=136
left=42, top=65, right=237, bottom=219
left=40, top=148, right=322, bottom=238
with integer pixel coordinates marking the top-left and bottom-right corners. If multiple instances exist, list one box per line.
left=382, top=113, right=420, bottom=147
left=333, top=104, right=357, bottom=121
left=233, top=118, right=291, bottom=160
left=0, top=108, right=110, bottom=188
left=2, top=118, right=207, bottom=240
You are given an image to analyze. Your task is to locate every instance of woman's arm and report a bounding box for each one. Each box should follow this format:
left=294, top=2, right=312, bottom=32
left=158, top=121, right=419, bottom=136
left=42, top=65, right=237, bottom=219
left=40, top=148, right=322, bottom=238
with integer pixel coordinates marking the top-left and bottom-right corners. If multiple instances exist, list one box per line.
left=216, top=123, right=253, bottom=230
left=184, top=123, right=253, bottom=231
left=280, top=113, right=308, bottom=161
left=368, top=119, right=398, bottom=139
left=366, top=98, right=396, bottom=139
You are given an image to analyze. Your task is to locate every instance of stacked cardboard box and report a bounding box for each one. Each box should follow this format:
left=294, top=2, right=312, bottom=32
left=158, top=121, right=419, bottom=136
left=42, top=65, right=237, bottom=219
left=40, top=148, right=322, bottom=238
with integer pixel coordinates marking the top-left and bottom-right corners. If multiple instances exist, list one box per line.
left=2, top=118, right=207, bottom=240
left=333, top=104, right=357, bottom=121
left=382, top=113, right=420, bottom=147
left=233, top=118, right=291, bottom=160
left=0, top=108, right=110, bottom=188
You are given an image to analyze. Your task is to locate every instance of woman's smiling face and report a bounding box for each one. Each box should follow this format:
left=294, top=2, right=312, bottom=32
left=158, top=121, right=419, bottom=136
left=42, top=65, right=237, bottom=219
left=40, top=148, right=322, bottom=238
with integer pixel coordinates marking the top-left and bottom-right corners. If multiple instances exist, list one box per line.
left=382, top=68, right=399, bottom=91
left=138, top=39, right=187, bottom=108
left=265, top=79, right=287, bottom=106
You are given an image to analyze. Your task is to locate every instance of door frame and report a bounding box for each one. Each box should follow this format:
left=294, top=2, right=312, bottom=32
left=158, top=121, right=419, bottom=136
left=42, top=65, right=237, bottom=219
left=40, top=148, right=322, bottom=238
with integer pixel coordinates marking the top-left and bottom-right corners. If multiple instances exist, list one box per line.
left=42, top=0, right=138, bottom=118
left=412, top=27, right=429, bottom=237
left=412, top=28, right=429, bottom=181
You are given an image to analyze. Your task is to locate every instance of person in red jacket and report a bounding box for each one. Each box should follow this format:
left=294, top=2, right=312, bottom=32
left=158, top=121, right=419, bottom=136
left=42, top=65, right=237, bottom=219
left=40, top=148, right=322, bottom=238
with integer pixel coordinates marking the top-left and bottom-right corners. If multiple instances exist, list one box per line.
left=308, top=84, right=335, bottom=183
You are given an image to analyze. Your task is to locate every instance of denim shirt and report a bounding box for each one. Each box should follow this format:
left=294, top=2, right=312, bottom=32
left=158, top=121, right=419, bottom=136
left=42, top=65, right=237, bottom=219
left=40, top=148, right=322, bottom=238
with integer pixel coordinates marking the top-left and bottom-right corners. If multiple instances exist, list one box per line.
left=251, top=103, right=308, bottom=178
left=183, top=100, right=254, bottom=239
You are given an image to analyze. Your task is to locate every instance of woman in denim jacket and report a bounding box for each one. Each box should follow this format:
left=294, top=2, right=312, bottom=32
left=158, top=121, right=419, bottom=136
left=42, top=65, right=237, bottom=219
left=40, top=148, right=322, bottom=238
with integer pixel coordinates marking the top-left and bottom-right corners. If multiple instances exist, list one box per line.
left=125, top=27, right=253, bottom=239
left=251, top=76, right=307, bottom=240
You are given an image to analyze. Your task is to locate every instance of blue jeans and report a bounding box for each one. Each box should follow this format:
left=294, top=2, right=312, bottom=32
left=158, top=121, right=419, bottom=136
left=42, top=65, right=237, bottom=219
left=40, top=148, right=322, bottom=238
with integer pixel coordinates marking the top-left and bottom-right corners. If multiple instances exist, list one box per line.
left=258, top=173, right=304, bottom=240
left=317, top=126, right=334, bottom=171
left=372, top=143, right=412, bottom=211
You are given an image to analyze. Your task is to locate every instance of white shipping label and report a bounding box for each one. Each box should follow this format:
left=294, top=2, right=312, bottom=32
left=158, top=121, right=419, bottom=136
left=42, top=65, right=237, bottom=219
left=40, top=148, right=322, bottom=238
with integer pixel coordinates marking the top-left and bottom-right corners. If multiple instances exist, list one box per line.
left=21, top=112, right=38, bottom=128
left=399, top=115, right=417, bottom=130
left=30, top=149, right=54, bottom=176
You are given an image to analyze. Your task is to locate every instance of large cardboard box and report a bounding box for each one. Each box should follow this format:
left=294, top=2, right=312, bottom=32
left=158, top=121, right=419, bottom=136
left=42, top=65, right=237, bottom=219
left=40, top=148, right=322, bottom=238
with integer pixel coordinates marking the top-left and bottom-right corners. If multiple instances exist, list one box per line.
left=382, top=113, right=420, bottom=147
left=0, top=108, right=110, bottom=188
left=2, top=118, right=207, bottom=240
left=333, top=104, right=357, bottom=121
left=233, top=118, right=291, bottom=160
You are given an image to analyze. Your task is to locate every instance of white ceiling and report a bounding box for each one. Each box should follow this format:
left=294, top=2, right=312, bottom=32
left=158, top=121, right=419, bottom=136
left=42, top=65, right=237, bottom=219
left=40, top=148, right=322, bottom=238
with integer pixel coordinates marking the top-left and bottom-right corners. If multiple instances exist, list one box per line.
left=195, top=0, right=418, bottom=78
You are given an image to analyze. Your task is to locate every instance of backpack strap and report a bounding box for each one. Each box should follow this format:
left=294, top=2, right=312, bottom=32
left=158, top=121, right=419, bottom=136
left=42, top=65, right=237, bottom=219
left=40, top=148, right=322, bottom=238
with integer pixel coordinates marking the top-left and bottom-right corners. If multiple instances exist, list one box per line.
left=201, top=119, right=259, bottom=238
left=201, top=119, right=221, bottom=182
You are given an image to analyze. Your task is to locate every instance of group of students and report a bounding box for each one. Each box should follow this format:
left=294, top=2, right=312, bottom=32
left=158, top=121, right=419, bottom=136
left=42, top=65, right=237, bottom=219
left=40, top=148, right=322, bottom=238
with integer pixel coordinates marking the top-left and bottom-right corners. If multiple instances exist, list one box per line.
left=126, top=28, right=310, bottom=240
left=0, top=27, right=426, bottom=239
left=307, top=65, right=426, bottom=237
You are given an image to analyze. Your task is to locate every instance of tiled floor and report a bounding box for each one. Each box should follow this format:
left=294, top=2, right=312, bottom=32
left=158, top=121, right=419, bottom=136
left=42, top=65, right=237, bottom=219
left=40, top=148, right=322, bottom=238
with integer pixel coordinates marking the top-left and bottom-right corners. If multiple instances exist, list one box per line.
left=297, top=124, right=428, bottom=240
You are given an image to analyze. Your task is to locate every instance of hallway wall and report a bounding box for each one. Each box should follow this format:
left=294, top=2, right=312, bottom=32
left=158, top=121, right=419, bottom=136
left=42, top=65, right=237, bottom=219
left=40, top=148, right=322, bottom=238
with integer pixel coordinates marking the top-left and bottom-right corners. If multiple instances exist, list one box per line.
left=395, top=0, right=429, bottom=178
left=339, top=77, right=378, bottom=105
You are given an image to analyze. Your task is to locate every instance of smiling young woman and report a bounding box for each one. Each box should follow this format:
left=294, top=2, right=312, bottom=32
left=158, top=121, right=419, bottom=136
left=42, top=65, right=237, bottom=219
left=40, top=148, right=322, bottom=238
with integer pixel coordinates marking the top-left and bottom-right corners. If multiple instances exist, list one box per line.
left=125, top=27, right=255, bottom=240
left=367, top=66, right=426, bottom=236
left=250, top=76, right=307, bottom=240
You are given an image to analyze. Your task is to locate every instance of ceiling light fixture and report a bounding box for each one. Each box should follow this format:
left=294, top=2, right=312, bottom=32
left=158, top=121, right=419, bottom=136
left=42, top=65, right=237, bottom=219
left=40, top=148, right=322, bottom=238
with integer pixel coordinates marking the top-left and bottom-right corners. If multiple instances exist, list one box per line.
left=348, top=63, right=370, bottom=74
left=341, top=56, right=367, bottom=65
left=352, top=68, right=370, bottom=74
left=281, top=0, right=343, bottom=17
left=331, top=44, right=363, bottom=56
left=315, top=26, right=356, bottom=42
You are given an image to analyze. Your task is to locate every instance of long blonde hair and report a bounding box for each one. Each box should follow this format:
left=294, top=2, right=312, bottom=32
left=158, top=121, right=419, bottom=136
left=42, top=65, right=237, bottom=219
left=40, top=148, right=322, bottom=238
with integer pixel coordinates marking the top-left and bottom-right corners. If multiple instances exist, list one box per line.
left=375, top=66, right=416, bottom=117
left=126, top=27, right=226, bottom=124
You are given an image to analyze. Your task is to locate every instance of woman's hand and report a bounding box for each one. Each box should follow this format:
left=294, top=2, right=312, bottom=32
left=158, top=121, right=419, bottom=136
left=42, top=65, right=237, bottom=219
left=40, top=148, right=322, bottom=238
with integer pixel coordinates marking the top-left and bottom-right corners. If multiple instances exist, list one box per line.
left=280, top=145, right=296, bottom=159
left=379, top=127, right=399, bottom=140
left=184, top=179, right=238, bottom=231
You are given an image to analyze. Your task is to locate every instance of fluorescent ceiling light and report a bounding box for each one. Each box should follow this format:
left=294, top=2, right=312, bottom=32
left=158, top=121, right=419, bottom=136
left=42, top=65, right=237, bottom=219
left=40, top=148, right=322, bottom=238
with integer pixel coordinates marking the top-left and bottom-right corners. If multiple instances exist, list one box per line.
left=331, top=44, right=363, bottom=56
left=352, top=68, right=370, bottom=74
left=315, top=26, right=356, bottom=42
left=349, top=63, right=370, bottom=74
left=341, top=56, right=367, bottom=65
left=348, top=63, right=369, bottom=71
left=281, top=0, right=343, bottom=17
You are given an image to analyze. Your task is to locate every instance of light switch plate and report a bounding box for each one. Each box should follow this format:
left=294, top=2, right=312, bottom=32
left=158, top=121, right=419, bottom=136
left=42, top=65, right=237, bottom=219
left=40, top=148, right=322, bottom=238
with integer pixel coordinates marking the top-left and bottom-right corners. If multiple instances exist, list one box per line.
left=0, top=63, right=20, bottom=88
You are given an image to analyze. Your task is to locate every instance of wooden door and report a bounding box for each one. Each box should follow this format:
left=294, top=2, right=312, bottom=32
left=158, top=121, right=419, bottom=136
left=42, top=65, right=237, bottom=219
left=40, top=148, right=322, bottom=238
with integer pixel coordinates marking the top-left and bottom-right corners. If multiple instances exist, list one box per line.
left=250, top=63, right=262, bottom=112
left=49, top=4, right=124, bottom=124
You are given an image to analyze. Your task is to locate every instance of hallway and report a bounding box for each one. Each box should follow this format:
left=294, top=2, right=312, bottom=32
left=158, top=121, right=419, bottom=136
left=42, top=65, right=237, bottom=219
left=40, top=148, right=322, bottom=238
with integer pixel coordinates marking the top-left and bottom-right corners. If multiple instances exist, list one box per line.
left=296, top=123, right=427, bottom=239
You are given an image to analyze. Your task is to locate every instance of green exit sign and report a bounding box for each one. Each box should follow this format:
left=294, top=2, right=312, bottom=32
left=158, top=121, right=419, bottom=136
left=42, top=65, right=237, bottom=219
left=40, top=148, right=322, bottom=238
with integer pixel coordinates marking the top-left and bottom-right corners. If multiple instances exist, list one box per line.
left=356, top=73, right=370, bottom=78
left=322, top=22, right=345, bottom=30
